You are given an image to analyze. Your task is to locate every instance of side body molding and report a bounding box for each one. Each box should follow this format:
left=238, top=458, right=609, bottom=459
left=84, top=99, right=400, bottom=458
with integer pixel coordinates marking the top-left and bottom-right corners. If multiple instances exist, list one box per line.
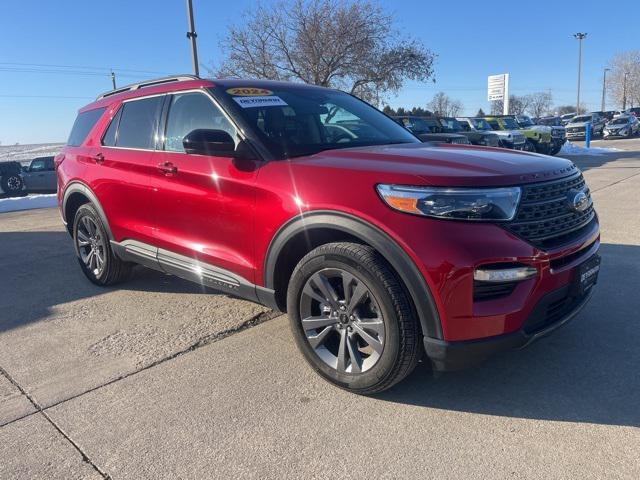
left=264, top=211, right=443, bottom=339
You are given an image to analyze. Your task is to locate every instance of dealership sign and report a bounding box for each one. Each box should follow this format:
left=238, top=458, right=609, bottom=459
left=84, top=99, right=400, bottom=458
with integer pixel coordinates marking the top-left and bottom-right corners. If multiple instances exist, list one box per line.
left=488, top=74, right=509, bottom=101
left=488, top=73, right=510, bottom=114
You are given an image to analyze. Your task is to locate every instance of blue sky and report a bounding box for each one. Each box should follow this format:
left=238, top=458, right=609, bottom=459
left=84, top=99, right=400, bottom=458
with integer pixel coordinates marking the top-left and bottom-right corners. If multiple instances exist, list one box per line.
left=0, top=0, right=636, bottom=144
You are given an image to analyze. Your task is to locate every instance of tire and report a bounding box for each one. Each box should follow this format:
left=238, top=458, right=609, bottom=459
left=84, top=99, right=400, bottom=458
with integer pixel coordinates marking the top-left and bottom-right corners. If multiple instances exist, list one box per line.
left=549, top=145, right=562, bottom=156
left=1, top=174, right=24, bottom=195
left=287, top=242, right=422, bottom=394
left=524, top=139, right=536, bottom=152
left=73, top=204, right=132, bottom=286
left=535, top=142, right=550, bottom=155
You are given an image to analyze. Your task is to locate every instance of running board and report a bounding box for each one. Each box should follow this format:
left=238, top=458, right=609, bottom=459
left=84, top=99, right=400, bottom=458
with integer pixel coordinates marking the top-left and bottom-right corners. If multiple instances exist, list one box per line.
left=110, top=239, right=278, bottom=309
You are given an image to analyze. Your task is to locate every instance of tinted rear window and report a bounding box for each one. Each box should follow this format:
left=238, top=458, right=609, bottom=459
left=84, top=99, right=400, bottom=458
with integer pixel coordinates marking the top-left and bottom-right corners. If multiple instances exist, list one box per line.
left=67, top=107, right=106, bottom=146
left=115, top=96, right=163, bottom=149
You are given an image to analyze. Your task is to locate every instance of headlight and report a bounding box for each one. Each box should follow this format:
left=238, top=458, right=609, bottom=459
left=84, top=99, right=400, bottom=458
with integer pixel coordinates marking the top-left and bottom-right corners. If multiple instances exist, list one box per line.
left=376, top=184, right=521, bottom=221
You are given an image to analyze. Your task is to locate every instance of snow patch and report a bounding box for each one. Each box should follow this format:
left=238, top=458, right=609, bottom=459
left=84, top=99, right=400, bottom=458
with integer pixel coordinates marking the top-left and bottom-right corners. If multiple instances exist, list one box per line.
left=0, top=194, right=57, bottom=213
left=0, top=143, right=64, bottom=164
left=559, top=141, right=622, bottom=156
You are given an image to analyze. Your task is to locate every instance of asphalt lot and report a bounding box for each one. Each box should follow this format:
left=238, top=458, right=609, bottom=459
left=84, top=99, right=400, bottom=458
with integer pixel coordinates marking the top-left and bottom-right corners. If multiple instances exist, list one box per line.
left=1, top=140, right=639, bottom=479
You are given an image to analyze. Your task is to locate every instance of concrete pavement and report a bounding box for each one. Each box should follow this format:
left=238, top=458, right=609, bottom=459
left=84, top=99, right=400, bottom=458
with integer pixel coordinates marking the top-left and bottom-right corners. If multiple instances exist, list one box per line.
left=1, top=141, right=639, bottom=479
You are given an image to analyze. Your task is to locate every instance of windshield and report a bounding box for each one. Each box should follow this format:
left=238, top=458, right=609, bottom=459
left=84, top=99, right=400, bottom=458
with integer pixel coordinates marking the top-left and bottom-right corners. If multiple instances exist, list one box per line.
left=406, top=117, right=439, bottom=134
left=214, top=86, right=418, bottom=158
left=499, top=117, right=520, bottom=129
left=439, top=118, right=463, bottom=133
left=470, top=118, right=492, bottom=131
left=572, top=115, right=592, bottom=123
left=610, top=118, right=629, bottom=125
left=516, top=116, right=535, bottom=127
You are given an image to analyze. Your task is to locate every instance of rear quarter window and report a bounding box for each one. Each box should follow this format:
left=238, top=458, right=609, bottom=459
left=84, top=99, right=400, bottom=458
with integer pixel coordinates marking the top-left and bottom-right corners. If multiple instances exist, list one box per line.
left=67, top=107, right=106, bottom=146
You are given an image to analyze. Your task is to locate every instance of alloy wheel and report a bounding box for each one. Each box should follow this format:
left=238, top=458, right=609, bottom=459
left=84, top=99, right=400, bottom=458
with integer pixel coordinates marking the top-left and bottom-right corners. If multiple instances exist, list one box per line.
left=76, top=216, right=106, bottom=276
left=299, top=268, right=385, bottom=374
left=7, top=176, right=21, bottom=191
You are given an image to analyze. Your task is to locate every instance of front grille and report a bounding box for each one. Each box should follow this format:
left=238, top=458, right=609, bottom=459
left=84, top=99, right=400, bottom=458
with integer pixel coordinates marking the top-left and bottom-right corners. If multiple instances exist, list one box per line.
left=451, top=137, right=469, bottom=145
left=513, top=133, right=526, bottom=144
left=504, top=171, right=595, bottom=249
left=568, top=126, right=585, bottom=133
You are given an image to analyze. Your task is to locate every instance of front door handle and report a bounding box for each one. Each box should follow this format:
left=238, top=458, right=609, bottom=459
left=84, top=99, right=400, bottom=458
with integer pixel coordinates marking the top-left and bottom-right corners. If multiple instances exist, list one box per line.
left=157, top=161, right=177, bottom=175
left=93, top=152, right=105, bottom=164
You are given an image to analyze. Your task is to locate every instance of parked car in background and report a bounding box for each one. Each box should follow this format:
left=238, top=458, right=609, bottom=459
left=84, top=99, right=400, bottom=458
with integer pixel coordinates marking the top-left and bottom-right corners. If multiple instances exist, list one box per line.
left=628, top=107, right=640, bottom=118
left=603, top=115, right=639, bottom=139
left=485, top=115, right=553, bottom=154
left=530, top=116, right=566, bottom=155
left=560, top=113, right=576, bottom=125
left=566, top=113, right=606, bottom=140
left=57, top=76, right=600, bottom=393
left=438, top=117, right=499, bottom=146
left=593, top=111, right=616, bottom=123
left=0, top=161, right=25, bottom=196
left=457, top=117, right=525, bottom=149
left=22, top=156, right=57, bottom=192
left=394, top=116, right=470, bottom=144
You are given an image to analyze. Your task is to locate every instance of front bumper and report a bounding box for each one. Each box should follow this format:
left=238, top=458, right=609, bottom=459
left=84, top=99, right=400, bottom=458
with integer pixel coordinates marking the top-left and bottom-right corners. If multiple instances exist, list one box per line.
left=424, top=283, right=595, bottom=371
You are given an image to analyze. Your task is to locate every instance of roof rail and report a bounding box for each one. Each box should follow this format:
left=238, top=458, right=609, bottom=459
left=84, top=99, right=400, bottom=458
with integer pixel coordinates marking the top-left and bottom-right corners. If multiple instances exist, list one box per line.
left=96, top=74, right=200, bottom=100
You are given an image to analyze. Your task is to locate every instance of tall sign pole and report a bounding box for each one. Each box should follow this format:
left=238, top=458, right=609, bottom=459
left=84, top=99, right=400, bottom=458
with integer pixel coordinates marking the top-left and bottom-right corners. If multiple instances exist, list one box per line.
left=185, top=0, right=200, bottom=77
left=601, top=68, right=610, bottom=112
left=503, top=74, right=510, bottom=115
left=573, top=33, right=587, bottom=114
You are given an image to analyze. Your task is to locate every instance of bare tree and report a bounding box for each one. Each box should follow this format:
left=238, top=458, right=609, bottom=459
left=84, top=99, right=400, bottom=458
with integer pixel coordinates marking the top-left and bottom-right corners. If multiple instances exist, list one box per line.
left=216, top=0, right=435, bottom=104
left=527, top=92, right=553, bottom=118
left=427, top=92, right=463, bottom=117
left=606, top=50, right=640, bottom=109
left=490, top=95, right=530, bottom=115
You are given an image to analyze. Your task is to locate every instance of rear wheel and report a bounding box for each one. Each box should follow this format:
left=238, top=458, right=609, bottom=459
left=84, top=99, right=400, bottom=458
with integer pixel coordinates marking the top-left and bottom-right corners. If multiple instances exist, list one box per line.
left=287, top=242, right=421, bottom=394
left=1, top=174, right=24, bottom=196
left=73, top=204, right=132, bottom=286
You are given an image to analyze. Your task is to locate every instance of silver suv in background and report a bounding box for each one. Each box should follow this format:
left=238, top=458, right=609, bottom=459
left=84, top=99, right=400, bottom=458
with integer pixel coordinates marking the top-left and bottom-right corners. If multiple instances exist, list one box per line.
left=457, top=117, right=526, bottom=150
left=566, top=113, right=606, bottom=140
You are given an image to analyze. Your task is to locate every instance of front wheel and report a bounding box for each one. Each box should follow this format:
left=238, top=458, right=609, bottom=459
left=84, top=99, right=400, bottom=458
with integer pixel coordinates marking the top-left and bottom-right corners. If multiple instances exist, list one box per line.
left=287, top=242, right=422, bottom=394
left=524, top=139, right=536, bottom=152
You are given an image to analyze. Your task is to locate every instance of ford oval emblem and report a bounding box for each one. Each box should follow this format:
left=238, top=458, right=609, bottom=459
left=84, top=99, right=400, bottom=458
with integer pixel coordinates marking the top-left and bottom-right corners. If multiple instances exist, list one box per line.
left=567, top=190, right=589, bottom=212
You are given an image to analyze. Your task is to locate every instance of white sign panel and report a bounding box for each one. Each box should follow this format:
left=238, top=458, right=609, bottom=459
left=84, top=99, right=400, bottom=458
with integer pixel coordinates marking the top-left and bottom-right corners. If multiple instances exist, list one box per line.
left=488, top=74, right=508, bottom=101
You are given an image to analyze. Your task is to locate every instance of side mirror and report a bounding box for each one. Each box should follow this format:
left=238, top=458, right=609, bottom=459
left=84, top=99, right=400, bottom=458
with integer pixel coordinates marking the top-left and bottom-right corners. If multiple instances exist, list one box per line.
left=22, top=166, right=29, bottom=172
left=182, top=129, right=237, bottom=157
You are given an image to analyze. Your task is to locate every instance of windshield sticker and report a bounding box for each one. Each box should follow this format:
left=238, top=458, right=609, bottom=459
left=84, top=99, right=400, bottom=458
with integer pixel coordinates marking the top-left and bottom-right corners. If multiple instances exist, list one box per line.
left=226, top=87, right=273, bottom=96
left=233, top=95, right=288, bottom=108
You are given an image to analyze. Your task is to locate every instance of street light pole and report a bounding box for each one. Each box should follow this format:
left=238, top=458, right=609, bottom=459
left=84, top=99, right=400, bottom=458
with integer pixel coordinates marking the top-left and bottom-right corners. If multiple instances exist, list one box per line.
left=601, top=68, right=610, bottom=112
left=185, top=0, right=200, bottom=77
left=573, top=32, right=587, bottom=114
left=623, top=72, right=629, bottom=110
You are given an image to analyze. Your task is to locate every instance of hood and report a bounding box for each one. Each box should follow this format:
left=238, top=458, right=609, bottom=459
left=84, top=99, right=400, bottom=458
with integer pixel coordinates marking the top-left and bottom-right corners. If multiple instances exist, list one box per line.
left=294, top=143, right=577, bottom=187
left=491, top=129, right=522, bottom=139
left=528, top=125, right=552, bottom=134
left=567, top=121, right=589, bottom=128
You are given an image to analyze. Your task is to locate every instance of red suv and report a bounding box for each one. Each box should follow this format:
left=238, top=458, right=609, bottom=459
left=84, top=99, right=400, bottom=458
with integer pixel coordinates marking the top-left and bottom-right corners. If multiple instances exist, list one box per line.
left=57, top=76, right=600, bottom=393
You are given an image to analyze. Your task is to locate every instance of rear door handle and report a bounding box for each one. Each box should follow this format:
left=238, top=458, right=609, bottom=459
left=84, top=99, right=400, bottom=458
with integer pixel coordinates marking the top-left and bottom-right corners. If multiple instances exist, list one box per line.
left=93, top=153, right=105, bottom=164
left=157, top=161, right=177, bottom=175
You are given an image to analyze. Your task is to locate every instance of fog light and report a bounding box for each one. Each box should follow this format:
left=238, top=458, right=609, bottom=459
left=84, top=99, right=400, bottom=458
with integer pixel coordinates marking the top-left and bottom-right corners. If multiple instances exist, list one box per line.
left=474, top=266, right=537, bottom=283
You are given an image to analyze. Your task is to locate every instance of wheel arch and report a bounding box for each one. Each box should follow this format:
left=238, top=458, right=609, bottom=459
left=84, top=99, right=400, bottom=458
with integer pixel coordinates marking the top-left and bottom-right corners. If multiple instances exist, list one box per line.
left=264, top=211, right=443, bottom=339
left=62, top=182, right=113, bottom=240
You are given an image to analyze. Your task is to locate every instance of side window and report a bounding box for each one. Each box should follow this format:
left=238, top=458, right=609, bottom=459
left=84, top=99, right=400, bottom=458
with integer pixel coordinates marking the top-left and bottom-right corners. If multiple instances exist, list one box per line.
left=116, top=96, right=163, bottom=149
left=67, top=107, right=106, bottom=146
left=164, top=92, right=236, bottom=153
left=44, top=158, right=55, bottom=170
left=101, top=107, right=122, bottom=147
left=30, top=159, right=46, bottom=171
